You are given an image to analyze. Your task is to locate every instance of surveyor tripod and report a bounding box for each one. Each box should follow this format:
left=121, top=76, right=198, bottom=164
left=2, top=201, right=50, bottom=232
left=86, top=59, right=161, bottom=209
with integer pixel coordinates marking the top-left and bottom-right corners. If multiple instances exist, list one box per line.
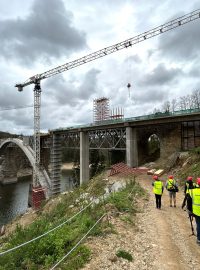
left=188, top=213, right=195, bottom=236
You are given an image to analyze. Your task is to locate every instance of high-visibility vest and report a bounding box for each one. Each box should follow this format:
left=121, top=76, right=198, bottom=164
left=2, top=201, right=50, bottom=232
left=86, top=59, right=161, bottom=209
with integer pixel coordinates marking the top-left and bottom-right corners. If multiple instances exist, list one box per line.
left=167, top=179, right=176, bottom=190
left=153, top=180, right=163, bottom=195
left=189, top=188, right=200, bottom=216
left=186, top=182, right=196, bottom=194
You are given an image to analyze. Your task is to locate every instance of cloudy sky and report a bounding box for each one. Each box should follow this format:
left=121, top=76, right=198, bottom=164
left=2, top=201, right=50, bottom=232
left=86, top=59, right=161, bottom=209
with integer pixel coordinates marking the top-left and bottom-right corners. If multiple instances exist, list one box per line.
left=0, top=0, right=199, bottom=135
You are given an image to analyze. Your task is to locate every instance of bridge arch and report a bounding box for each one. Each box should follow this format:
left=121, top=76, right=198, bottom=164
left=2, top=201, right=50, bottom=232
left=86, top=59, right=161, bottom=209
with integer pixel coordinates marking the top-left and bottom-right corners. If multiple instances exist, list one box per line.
left=0, top=138, right=51, bottom=197
left=0, top=138, right=35, bottom=167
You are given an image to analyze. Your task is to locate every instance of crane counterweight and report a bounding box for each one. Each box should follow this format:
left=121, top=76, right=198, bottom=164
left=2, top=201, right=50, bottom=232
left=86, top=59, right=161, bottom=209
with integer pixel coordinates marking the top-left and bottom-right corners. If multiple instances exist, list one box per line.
left=15, top=84, right=23, bottom=92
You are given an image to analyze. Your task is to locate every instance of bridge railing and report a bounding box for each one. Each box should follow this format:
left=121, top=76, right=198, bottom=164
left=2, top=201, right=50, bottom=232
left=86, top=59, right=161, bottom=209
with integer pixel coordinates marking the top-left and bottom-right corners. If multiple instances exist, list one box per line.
left=52, top=108, right=200, bottom=132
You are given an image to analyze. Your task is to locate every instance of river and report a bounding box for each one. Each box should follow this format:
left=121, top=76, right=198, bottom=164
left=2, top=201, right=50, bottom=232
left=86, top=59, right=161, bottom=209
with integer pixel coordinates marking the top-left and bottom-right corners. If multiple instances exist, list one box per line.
left=0, top=170, right=73, bottom=227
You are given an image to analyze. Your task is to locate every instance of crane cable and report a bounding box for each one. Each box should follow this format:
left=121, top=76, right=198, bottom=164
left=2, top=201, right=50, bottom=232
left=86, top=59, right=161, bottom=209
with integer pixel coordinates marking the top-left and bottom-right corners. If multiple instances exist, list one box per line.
left=0, top=201, right=93, bottom=256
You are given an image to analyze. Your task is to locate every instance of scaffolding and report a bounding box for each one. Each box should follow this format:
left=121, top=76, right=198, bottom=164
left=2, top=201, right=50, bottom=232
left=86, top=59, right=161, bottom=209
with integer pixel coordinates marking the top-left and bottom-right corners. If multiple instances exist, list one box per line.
left=50, top=134, right=62, bottom=194
left=93, top=97, right=110, bottom=124
left=110, top=107, right=124, bottom=120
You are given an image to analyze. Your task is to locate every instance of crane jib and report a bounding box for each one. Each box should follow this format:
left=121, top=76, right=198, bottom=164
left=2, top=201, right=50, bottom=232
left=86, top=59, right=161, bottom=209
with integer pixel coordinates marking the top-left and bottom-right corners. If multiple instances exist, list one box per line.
left=15, top=8, right=200, bottom=90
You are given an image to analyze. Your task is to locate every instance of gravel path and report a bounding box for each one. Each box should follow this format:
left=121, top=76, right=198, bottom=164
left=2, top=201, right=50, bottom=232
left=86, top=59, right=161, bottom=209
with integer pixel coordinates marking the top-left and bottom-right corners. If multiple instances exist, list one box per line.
left=82, top=174, right=200, bottom=270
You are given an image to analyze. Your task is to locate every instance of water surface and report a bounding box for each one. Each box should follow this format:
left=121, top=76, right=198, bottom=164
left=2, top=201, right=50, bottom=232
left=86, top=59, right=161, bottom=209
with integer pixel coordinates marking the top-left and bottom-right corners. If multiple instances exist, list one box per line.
left=0, top=169, right=74, bottom=226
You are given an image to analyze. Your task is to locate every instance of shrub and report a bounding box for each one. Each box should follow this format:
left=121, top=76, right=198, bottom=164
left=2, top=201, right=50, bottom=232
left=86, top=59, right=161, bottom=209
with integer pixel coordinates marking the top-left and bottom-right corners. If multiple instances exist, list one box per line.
left=116, top=249, right=133, bottom=261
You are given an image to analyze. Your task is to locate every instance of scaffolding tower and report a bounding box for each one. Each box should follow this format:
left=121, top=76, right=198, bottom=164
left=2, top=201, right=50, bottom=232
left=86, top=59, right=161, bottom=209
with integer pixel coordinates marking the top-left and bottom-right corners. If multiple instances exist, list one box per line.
left=93, top=97, right=110, bottom=124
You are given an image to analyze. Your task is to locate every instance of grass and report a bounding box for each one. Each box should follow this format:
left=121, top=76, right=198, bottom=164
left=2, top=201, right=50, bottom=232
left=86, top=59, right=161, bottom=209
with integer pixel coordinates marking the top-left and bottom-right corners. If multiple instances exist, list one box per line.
left=116, top=249, right=133, bottom=261
left=0, top=174, right=146, bottom=270
left=177, top=150, right=200, bottom=187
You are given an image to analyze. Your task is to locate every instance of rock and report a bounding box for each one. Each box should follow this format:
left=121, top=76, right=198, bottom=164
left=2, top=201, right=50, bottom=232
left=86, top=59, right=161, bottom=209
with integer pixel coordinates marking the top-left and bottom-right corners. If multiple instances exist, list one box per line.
left=0, top=225, right=5, bottom=236
left=109, top=255, right=118, bottom=262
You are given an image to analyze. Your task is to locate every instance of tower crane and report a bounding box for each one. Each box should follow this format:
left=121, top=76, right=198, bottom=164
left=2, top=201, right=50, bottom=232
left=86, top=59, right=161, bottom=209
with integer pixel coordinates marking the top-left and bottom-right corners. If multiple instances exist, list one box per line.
left=15, top=9, right=200, bottom=187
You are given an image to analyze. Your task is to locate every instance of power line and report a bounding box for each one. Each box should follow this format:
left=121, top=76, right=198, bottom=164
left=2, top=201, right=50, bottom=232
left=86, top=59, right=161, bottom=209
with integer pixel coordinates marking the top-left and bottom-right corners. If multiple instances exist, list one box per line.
left=0, top=105, right=33, bottom=112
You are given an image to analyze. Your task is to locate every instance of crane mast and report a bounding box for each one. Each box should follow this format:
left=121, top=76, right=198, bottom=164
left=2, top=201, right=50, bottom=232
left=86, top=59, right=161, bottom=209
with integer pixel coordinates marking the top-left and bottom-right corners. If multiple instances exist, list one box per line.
left=33, top=81, right=41, bottom=187
left=15, top=8, right=200, bottom=187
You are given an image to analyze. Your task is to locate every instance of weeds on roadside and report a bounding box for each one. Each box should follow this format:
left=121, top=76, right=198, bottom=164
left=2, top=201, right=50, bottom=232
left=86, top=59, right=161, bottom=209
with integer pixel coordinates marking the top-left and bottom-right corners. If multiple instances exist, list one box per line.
left=116, top=249, right=133, bottom=261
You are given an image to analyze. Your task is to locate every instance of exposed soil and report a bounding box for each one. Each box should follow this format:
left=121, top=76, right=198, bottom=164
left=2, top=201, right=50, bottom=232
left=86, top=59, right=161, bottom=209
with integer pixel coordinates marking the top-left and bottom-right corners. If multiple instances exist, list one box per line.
left=82, top=173, right=200, bottom=270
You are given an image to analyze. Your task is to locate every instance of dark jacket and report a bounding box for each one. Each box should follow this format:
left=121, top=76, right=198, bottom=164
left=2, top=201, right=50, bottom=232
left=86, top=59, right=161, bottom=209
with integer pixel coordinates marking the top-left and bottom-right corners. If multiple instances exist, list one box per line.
left=182, top=181, right=196, bottom=211
left=184, top=180, right=196, bottom=194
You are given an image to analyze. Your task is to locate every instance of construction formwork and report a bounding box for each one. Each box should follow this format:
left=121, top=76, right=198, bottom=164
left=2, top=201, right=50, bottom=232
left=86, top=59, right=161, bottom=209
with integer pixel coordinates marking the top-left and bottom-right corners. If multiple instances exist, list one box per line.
left=93, top=97, right=110, bottom=124
left=50, top=134, right=62, bottom=194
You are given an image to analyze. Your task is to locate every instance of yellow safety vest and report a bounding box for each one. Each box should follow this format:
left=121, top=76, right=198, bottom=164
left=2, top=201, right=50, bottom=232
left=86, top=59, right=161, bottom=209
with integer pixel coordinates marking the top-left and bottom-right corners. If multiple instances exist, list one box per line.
left=153, top=180, right=163, bottom=195
left=189, top=188, right=200, bottom=216
left=167, top=179, right=176, bottom=190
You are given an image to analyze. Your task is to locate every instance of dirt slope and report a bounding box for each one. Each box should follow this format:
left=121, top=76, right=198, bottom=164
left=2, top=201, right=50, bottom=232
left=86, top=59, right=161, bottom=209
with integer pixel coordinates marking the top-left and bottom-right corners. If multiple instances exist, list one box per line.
left=82, top=174, right=200, bottom=270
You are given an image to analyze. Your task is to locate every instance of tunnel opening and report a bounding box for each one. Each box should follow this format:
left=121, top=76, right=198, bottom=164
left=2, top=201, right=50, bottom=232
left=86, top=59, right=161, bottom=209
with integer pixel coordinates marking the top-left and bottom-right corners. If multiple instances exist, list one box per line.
left=147, top=134, right=160, bottom=162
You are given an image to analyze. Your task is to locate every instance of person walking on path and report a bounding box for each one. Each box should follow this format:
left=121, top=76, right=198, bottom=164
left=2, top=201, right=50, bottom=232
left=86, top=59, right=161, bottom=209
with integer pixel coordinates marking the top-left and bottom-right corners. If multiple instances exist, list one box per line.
left=189, top=178, right=200, bottom=245
left=152, top=175, right=164, bottom=209
left=182, top=176, right=196, bottom=212
left=166, top=175, right=178, bottom=207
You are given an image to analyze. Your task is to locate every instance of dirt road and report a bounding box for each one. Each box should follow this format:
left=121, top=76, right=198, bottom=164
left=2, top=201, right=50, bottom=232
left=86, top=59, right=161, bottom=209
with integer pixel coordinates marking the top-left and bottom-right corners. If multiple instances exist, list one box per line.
left=83, top=174, right=200, bottom=270
left=137, top=174, right=200, bottom=270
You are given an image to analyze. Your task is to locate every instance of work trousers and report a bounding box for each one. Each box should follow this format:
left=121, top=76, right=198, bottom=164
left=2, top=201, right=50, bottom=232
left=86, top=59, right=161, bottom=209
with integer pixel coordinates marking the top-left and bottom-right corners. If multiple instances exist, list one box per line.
left=155, top=194, right=162, bottom=209
left=195, top=215, right=200, bottom=241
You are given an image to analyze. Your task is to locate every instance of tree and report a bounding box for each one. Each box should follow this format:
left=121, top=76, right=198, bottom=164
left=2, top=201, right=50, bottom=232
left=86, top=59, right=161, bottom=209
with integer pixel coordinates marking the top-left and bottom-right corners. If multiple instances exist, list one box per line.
left=162, top=101, right=170, bottom=113
left=192, top=89, right=200, bottom=109
left=179, top=96, right=188, bottom=110
left=171, top=98, right=177, bottom=113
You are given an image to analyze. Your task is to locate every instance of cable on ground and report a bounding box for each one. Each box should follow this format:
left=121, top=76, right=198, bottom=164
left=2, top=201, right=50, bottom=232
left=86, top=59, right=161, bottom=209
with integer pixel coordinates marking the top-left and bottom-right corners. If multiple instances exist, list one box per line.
left=50, top=213, right=106, bottom=270
left=0, top=201, right=93, bottom=256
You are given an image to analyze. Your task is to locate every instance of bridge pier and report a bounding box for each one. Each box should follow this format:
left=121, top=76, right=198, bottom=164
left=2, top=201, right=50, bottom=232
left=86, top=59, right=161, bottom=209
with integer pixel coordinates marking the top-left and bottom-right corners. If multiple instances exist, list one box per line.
left=126, top=127, right=138, bottom=167
left=80, top=131, right=89, bottom=184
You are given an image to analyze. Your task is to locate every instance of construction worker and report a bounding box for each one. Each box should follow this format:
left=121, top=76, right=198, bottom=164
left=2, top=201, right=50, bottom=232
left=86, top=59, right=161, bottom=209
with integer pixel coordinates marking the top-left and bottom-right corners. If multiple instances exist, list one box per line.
left=166, top=175, right=178, bottom=207
left=182, top=176, right=196, bottom=212
left=152, top=175, right=164, bottom=209
left=188, top=178, right=200, bottom=245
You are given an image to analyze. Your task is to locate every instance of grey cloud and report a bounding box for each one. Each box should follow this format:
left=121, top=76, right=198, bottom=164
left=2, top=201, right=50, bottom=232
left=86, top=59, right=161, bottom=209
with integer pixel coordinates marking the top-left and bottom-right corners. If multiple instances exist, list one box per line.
left=0, top=84, right=31, bottom=108
left=188, top=62, right=200, bottom=77
left=78, top=69, right=100, bottom=99
left=157, top=19, right=200, bottom=60
left=139, top=63, right=182, bottom=87
left=0, top=108, right=33, bottom=130
left=0, top=0, right=87, bottom=65
left=134, top=88, right=168, bottom=103
left=44, top=68, right=100, bottom=106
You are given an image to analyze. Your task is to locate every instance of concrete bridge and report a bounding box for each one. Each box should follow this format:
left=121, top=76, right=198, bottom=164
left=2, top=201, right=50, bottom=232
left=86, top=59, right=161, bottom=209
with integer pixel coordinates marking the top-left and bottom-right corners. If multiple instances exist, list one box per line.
left=0, top=138, right=51, bottom=198
left=49, top=108, right=200, bottom=189
left=0, top=108, right=200, bottom=199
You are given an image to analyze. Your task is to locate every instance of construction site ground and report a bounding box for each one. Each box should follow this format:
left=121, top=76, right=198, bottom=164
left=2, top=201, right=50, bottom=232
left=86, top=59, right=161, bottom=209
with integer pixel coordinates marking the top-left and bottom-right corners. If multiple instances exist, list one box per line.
left=82, top=173, right=200, bottom=270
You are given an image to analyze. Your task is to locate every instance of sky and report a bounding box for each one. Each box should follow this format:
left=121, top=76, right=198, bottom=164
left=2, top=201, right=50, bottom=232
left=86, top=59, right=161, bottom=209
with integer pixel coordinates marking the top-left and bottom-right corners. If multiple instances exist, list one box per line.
left=0, top=0, right=199, bottom=135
